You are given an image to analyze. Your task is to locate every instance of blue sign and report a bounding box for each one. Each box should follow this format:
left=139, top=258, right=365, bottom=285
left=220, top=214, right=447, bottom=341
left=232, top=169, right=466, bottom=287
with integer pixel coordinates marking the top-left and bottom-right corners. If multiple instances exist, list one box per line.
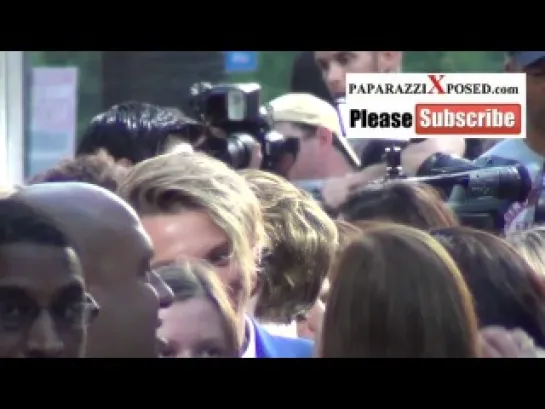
left=224, top=51, right=258, bottom=73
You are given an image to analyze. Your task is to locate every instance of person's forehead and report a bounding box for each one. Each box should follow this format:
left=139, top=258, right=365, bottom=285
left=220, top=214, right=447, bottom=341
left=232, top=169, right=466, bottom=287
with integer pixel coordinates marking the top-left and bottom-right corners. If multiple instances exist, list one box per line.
left=0, top=244, right=84, bottom=296
left=161, top=297, right=225, bottom=338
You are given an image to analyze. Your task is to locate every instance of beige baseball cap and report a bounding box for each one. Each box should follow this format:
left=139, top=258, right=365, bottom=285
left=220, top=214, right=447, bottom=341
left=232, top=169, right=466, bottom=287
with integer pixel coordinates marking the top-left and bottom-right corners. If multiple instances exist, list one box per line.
left=268, top=93, right=360, bottom=168
left=268, top=93, right=343, bottom=136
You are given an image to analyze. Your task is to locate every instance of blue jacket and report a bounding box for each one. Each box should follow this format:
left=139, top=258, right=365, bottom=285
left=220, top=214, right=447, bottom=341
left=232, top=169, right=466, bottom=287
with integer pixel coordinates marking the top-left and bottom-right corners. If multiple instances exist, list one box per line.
left=253, top=320, right=314, bottom=358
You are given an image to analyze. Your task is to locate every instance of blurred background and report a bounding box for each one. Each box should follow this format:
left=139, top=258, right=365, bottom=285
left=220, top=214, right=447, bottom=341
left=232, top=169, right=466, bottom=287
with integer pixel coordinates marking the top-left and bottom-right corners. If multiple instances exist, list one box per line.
left=1, top=51, right=505, bottom=183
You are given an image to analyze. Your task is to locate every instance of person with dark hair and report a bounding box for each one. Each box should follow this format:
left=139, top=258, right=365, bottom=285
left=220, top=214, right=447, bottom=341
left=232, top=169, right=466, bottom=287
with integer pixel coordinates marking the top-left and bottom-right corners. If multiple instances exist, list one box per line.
left=339, top=180, right=459, bottom=230
left=320, top=223, right=478, bottom=358
left=77, top=102, right=203, bottom=165
left=290, top=52, right=334, bottom=106
left=0, top=198, right=97, bottom=358
left=15, top=182, right=174, bottom=358
left=431, top=226, right=545, bottom=348
left=27, top=150, right=128, bottom=192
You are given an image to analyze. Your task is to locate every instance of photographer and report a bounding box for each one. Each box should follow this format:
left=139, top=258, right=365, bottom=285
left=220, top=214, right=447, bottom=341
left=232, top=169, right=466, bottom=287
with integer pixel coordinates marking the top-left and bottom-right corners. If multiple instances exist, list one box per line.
left=269, top=93, right=360, bottom=180
left=313, top=51, right=466, bottom=208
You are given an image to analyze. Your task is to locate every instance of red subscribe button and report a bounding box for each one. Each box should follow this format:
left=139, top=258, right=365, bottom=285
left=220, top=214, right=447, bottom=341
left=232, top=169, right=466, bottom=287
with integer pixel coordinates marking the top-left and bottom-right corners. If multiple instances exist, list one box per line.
left=414, top=103, right=522, bottom=135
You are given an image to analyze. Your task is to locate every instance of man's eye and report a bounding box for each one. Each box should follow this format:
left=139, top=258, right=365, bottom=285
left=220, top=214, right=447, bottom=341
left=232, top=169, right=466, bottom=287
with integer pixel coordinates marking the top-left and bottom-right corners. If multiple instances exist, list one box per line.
left=0, top=303, right=31, bottom=329
left=207, top=253, right=230, bottom=267
left=53, top=302, right=86, bottom=325
left=337, top=53, right=352, bottom=66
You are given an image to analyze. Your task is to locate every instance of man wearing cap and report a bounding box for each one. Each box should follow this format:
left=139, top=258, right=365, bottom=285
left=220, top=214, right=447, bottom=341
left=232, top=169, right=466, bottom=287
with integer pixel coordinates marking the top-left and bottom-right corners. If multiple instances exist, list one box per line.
left=478, top=51, right=545, bottom=233
left=269, top=93, right=360, bottom=181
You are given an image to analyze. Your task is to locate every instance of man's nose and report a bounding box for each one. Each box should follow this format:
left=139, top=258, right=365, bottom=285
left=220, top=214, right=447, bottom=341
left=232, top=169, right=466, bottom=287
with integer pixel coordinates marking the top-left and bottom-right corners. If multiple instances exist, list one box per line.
left=325, top=63, right=345, bottom=90
left=26, top=311, right=64, bottom=358
left=149, top=270, right=174, bottom=308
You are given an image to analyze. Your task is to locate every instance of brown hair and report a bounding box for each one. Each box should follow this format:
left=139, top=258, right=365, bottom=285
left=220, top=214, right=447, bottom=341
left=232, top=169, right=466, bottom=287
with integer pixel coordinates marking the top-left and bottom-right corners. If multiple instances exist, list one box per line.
left=431, top=226, right=545, bottom=347
left=240, top=169, right=338, bottom=323
left=339, top=180, right=459, bottom=230
left=320, top=223, right=478, bottom=358
left=329, top=220, right=361, bottom=283
left=157, top=261, right=240, bottom=357
left=118, top=152, right=266, bottom=303
left=27, top=150, right=128, bottom=192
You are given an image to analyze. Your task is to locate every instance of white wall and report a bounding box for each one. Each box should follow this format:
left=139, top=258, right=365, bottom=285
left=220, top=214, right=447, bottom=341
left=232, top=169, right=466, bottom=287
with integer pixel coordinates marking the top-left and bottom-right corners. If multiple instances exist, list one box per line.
left=0, top=51, right=25, bottom=185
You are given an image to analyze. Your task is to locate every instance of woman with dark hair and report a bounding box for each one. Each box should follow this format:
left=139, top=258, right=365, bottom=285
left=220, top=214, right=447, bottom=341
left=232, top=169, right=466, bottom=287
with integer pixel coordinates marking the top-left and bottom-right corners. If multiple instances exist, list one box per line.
left=339, top=180, right=459, bottom=231
left=431, top=226, right=545, bottom=348
left=320, top=223, right=478, bottom=358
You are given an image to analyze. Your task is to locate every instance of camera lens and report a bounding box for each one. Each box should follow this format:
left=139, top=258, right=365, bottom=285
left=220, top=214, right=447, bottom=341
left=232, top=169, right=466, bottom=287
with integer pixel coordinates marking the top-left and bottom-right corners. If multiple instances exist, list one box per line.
left=225, top=133, right=255, bottom=169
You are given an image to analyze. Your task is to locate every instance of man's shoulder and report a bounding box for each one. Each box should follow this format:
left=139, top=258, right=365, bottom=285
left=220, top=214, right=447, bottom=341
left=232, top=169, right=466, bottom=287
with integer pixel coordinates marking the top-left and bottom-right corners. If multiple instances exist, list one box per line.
left=254, top=322, right=314, bottom=358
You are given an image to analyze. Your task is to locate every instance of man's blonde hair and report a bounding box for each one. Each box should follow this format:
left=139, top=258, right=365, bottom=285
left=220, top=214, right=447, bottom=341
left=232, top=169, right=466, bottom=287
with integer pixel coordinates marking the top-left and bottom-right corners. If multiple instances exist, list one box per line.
left=118, top=152, right=266, bottom=300
left=240, top=169, right=338, bottom=323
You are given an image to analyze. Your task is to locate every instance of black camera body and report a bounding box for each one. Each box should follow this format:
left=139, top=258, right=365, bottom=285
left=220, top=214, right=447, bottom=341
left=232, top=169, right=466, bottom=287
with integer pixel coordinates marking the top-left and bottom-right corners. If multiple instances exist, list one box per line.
left=295, top=146, right=533, bottom=233
left=188, top=82, right=285, bottom=171
left=388, top=148, right=532, bottom=233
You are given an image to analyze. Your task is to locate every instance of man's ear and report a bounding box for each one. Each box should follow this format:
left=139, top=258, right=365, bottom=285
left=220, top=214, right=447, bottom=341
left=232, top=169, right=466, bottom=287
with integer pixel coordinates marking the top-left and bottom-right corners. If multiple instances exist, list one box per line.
left=316, top=126, right=334, bottom=147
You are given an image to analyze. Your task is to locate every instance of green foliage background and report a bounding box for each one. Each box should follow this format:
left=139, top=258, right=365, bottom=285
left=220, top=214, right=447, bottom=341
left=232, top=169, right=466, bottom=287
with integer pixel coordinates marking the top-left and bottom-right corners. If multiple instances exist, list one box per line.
left=29, top=51, right=504, bottom=138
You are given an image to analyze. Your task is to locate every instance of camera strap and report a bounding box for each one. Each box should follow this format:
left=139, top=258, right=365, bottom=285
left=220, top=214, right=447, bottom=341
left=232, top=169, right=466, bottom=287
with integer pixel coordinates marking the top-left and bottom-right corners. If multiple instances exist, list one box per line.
left=504, top=161, right=545, bottom=234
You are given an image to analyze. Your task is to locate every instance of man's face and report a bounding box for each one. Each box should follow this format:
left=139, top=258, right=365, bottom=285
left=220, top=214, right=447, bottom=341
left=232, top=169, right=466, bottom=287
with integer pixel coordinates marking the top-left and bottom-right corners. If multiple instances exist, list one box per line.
left=85, top=218, right=174, bottom=358
left=314, top=51, right=401, bottom=98
left=142, top=210, right=247, bottom=317
left=274, top=122, right=323, bottom=181
left=16, top=184, right=175, bottom=358
left=521, top=58, right=545, bottom=134
left=0, top=243, right=88, bottom=358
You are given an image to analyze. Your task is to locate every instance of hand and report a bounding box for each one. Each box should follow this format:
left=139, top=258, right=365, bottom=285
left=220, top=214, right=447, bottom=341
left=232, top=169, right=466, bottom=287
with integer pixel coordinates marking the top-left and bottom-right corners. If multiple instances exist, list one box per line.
left=478, top=326, right=539, bottom=358
left=321, top=167, right=385, bottom=210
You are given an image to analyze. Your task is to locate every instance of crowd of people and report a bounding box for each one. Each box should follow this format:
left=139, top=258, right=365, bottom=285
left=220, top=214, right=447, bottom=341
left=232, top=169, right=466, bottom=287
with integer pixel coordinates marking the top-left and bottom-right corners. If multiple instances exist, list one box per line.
left=1, top=50, right=545, bottom=358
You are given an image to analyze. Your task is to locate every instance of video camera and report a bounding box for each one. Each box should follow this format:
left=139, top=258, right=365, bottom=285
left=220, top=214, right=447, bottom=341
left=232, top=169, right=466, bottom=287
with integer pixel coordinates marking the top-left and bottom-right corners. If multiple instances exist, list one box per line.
left=188, top=82, right=287, bottom=171
left=295, top=143, right=532, bottom=233
left=386, top=146, right=532, bottom=232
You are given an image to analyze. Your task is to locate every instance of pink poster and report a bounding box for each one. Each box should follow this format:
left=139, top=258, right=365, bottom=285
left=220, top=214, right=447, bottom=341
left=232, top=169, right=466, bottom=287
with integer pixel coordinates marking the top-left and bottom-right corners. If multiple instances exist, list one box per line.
left=29, top=67, right=78, bottom=176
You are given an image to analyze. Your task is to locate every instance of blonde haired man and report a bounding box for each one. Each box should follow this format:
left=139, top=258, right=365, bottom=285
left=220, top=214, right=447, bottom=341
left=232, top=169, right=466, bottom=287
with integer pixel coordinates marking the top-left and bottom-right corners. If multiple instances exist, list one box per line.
left=240, top=169, right=338, bottom=338
left=118, top=152, right=313, bottom=358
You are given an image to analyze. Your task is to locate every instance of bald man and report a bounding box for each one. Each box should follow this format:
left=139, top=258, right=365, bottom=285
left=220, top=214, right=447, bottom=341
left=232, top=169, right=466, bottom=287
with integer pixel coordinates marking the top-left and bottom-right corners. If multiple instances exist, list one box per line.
left=15, top=182, right=173, bottom=358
